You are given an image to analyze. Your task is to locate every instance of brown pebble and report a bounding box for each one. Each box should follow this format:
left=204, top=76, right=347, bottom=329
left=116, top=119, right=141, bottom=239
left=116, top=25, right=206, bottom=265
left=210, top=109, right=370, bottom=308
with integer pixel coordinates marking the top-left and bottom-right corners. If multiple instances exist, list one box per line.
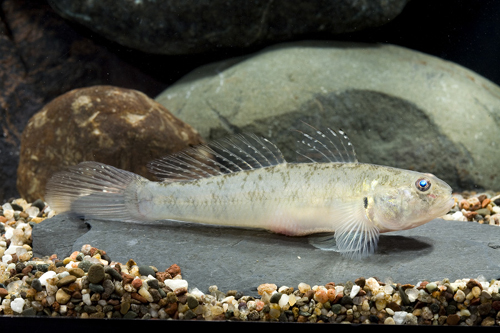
left=387, top=301, right=401, bottom=312
left=121, top=273, right=134, bottom=284
left=131, top=278, right=142, bottom=289
left=21, top=265, right=33, bottom=275
left=120, top=301, right=131, bottom=315
left=297, top=315, right=308, bottom=322
left=155, top=272, right=172, bottom=282
left=447, top=314, right=460, bottom=325
left=477, top=194, right=487, bottom=203
left=164, top=302, right=178, bottom=315
left=57, top=275, right=77, bottom=288
left=324, top=282, right=336, bottom=289
left=459, top=199, right=470, bottom=210
left=72, top=291, right=82, bottom=299
left=0, top=288, right=8, bottom=297
left=482, top=198, right=491, bottom=208
left=68, top=268, right=85, bottom=278
left=131, top=292, right=147, bottom=303
left=354, top=277, right=365, bottom=288
left=466, top=279, right=483, bottom=290
left=462, top=211, right=477, bottom=220
left=166, top=264, right=181, bottom=277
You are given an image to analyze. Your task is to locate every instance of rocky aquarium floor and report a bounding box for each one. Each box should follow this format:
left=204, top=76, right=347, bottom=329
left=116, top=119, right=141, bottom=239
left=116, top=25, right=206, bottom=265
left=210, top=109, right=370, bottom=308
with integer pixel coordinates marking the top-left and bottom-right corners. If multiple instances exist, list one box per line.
left=0, top=192, right=500, bottom=326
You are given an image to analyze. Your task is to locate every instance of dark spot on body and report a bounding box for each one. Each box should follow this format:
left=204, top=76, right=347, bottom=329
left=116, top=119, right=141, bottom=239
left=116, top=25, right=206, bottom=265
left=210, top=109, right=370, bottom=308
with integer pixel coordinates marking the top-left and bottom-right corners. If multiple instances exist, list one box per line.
left=363, top=197, right=368, bottom=209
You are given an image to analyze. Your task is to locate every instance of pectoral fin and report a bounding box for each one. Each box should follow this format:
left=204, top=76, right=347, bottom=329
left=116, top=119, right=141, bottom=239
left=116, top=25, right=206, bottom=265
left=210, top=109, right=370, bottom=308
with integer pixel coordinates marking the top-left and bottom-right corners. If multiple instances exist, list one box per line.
left=308, top=199, right=379, bottom=259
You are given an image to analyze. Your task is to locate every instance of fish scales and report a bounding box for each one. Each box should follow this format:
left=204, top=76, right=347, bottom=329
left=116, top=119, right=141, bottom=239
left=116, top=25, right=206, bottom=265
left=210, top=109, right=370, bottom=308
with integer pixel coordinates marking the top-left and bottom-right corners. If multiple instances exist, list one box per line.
left=143, top=163, right=378, bottom=235
left=46, top=125, right=454, bottom=259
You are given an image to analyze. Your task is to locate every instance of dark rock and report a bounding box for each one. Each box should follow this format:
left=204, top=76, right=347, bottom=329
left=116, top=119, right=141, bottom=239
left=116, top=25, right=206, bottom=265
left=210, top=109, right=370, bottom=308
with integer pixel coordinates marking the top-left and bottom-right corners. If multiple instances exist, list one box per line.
left=17, top=85, right=203, bottom=202
left=0, top=0, right=167, bottom=202
left=48, top=0, right=410, bottom=55
left=31, top=213, right=89, bottom=259
left=31, top=214, right=500, bottom=298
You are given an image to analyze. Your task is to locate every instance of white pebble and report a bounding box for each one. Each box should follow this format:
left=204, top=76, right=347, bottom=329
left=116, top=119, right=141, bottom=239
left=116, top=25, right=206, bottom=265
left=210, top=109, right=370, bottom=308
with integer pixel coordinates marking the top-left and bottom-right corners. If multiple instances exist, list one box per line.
left=163, top=279, right=188, bottom=291
left=2, top=254, right=12, bottom=263
left=38, top=271, right=57, bottom=287
left=393, top=311, right=408, bottom=325
left=405, top=288, right=418, bottom=302
left=2, top=203, right=12, bottom=211
left=25, top=206, right=39, bottom=218
left=279, top=294, right=289, bottom=308
left=189, top=287, right=205, bottom=299
left=349, top=285, right=360, bottom=298
left=10, top=297, right=25, bottom=313
left=82, top=293, right=91, bottom=305
left=365, top=277, right=380, bottom=291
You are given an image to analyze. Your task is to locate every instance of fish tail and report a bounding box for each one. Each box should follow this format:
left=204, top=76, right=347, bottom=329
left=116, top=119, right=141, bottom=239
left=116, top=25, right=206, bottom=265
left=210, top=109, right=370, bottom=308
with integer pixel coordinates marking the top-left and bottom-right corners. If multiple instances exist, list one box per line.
left=45, top=161, right=152, bottom=222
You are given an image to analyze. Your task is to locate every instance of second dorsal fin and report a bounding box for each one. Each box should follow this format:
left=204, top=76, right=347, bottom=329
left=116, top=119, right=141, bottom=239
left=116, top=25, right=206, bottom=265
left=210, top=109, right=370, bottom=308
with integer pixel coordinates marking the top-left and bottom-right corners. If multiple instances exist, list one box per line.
left=293, top=123, right=358, bottom=163
left=147, top=132, right=286, bottom=182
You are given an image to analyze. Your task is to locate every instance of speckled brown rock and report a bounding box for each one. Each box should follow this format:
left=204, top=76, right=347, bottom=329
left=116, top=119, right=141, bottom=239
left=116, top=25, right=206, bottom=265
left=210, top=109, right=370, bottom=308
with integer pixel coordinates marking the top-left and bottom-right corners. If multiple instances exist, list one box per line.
left=17, top=85, right=203, bottom=202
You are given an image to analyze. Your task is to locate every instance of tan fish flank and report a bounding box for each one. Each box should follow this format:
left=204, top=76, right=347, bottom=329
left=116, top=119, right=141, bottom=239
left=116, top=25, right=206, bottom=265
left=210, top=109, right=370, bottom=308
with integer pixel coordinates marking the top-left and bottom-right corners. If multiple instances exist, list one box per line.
left=45, top=124, right=454, bottom=259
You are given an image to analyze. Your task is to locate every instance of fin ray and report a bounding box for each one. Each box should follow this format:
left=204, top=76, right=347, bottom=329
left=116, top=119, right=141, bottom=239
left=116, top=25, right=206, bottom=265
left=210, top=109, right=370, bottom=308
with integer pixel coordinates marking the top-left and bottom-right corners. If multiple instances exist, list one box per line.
left=148, top=133, right=286, bottom=181
left=308, top=199, right=379, bottom=259
left=293, top=123, right=358, bottom=164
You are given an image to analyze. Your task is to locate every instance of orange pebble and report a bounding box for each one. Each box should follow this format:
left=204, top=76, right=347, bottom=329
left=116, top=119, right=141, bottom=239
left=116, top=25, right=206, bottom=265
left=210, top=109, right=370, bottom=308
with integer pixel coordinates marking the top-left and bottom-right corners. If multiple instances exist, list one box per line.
left=327, top=288, right=337, bottom=302
left=314, top=289, right=329, bottom=303
left=482, top=198, right=491, bottom=208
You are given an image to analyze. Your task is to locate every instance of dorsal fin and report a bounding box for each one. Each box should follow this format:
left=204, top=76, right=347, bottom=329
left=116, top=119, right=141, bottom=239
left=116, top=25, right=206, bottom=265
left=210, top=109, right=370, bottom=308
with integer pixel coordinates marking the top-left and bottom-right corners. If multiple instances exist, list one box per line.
left=293, top=123, right=358, bottom=163
left=148, top=133, right=286, bottom=182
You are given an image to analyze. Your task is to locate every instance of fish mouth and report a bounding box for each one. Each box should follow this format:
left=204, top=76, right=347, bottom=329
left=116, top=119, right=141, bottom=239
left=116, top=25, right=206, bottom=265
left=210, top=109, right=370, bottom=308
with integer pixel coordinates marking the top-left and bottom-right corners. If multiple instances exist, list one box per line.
left=436, top=196, right=455, bottom=217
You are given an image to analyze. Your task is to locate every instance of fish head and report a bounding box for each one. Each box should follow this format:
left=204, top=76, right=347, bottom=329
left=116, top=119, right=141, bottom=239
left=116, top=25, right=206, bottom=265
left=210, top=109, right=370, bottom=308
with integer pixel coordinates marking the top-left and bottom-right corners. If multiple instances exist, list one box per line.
left=371, top=171, right=454, bottom=232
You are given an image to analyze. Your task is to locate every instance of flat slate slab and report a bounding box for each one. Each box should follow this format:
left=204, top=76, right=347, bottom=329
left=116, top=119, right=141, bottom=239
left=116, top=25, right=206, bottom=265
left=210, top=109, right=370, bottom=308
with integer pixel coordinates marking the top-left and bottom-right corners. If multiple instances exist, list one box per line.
left=32, top=215, right=500, bottom=297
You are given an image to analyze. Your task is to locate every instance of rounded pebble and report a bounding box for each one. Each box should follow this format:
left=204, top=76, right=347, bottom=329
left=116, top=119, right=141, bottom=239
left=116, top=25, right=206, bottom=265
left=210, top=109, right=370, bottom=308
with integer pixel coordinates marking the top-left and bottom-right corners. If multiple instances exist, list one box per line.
left=87, top=264, right=105, bottom=284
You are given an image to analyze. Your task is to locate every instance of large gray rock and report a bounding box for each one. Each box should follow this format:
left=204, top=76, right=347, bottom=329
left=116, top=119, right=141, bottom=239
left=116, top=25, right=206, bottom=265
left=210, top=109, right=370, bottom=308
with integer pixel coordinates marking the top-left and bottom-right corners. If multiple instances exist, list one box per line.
left=155, top=41, right=500, bottom=191
left=48, top=0, right=409, bottom=55
left=32, top=215, right=500, bottom=297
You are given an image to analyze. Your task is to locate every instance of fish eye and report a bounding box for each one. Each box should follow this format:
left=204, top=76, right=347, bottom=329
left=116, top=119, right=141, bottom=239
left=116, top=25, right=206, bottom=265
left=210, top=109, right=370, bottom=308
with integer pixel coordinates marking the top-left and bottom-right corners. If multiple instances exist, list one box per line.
left=415, top=178, right=431, bottom=192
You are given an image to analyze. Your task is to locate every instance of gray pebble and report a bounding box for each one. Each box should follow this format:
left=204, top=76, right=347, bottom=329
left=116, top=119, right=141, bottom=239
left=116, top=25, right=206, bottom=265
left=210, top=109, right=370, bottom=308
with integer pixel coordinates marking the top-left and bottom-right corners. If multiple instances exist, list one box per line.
left=331, top=304, right=342, bottom=314
left=89, top=283, right=104, bottom=293
left=123, top=311, right=138, bottom=319
left=31, top=199, right=45, bottom=211
left=31, top=278, right=42, bottom=292
left=247, top=310, right=260, bottom=321
left=22, top=307, right=36, bottom=317
left=104, top=266, right=122, bottom=281
left=138, top=265, right=155, bottom=277
left=77, top=260, right=92, bottom=272
left=36, top=264, right=49, bottom=272
left=102, top=279, right=115, bottom=295
left=270, top=292, right=282, bottom=304
left=146, top=278, right=159, bottom=289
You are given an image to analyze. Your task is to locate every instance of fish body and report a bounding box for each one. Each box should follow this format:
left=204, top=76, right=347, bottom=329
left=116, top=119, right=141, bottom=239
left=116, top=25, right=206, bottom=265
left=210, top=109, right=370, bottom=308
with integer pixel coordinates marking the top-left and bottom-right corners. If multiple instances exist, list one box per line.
left=46, top=126, right=454, bottom=258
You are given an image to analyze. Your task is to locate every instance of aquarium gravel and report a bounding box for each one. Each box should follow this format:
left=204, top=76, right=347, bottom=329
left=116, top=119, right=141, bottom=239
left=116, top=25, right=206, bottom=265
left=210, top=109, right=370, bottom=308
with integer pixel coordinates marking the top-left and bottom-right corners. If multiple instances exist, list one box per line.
left=0, top=193, right=500, bottom=325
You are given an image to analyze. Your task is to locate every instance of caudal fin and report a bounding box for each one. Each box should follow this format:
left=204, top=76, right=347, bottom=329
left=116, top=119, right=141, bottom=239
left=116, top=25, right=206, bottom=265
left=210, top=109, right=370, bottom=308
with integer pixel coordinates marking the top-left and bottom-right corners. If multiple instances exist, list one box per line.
left=45, top=161, right=149, bottom=222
